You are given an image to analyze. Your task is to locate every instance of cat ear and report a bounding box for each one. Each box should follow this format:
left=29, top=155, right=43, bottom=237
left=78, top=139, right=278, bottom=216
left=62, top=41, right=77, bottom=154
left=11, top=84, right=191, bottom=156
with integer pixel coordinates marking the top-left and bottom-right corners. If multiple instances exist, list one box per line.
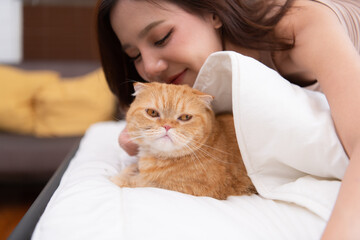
left=198, top=94, right=215, bottom=107
left=132, top=82, right=148, bottom=96
left=192, top=89, right=214, bottom=107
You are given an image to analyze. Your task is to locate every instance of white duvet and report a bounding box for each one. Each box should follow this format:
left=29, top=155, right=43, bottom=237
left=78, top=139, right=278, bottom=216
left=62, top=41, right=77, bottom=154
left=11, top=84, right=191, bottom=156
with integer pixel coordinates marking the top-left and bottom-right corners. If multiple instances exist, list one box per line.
left=32, top=52, right=349, bottom=240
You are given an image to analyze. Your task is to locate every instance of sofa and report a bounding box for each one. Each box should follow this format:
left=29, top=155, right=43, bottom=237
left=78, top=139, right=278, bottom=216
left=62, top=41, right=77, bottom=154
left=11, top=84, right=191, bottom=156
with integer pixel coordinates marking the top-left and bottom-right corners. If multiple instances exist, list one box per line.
left=0, top=61, right=117, bottom=183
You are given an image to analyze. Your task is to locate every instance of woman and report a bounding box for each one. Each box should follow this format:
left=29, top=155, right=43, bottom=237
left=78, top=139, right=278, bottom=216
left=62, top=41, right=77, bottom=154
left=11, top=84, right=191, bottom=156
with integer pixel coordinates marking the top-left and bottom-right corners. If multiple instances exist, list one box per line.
left=96, top=0, right=360, bottom=238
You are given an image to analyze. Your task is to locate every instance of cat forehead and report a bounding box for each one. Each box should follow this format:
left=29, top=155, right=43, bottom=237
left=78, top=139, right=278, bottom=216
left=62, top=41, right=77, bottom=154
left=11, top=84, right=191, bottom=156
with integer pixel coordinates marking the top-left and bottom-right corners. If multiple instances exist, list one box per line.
left=138, top=84, right=197, bottom=101
left=143, top=89, right=195, bottom=110
left=149, top=83, right=193, bottom=94
left=132, top=82, right=213, bottom=110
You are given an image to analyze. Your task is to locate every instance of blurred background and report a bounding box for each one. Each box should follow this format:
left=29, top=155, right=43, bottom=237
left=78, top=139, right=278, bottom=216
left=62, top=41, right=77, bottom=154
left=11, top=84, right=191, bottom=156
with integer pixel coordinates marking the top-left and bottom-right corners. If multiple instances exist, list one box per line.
left=0, top=0, right=118, bottom=238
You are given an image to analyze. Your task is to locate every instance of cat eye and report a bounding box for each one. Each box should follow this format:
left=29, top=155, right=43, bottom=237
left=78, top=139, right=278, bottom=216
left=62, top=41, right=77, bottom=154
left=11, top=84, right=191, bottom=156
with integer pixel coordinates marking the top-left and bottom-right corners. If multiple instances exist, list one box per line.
left=146, top=109, right=160, bottom=118
left=178, top=114, right=192, bottom=121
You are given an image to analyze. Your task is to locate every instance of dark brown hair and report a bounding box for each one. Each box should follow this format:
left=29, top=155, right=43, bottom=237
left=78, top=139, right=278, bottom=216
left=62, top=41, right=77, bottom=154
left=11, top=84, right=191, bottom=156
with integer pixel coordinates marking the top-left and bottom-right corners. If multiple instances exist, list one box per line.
left=96, top=0, right=295, bottom=109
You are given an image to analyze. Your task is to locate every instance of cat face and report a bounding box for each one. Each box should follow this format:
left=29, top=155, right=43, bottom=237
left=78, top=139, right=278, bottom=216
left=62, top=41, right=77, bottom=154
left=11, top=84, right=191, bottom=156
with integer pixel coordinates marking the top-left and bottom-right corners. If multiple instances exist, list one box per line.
left=126, top=82, right=214, bottom=158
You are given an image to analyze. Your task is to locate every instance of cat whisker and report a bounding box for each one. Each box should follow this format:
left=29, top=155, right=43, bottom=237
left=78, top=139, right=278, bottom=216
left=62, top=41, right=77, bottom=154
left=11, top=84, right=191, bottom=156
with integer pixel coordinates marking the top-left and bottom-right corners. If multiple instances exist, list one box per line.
left=112, top=115, right=123, bottom=121
left=194, top=147, right=241, bottom=165
left=171, top=132, right=203, bottom=169
left=172, top=132, right=218, bottom=171
left=183, top=144, right=207, bottom=173
left=129, top=131, right=158, bottom=136
left=128, top=133, right=159, bottom=143
left=177, top=132, right=234, bottom=157
left=172, top=132, right=203, bottom=152
left=170, top=132, right=189, bottom=145
left=174, top=133, right=239, bottom=165
left=121, top=78, right=140, bottom=86
left=127, top=135, right=146, bottom=142
left=129, top=128, right=163, bottom=137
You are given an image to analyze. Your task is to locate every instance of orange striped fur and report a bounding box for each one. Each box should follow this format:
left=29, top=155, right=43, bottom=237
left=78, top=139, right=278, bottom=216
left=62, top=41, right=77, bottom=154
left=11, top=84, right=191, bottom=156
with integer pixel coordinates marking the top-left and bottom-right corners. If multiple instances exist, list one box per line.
left=111, top=82, right=256, bottom=199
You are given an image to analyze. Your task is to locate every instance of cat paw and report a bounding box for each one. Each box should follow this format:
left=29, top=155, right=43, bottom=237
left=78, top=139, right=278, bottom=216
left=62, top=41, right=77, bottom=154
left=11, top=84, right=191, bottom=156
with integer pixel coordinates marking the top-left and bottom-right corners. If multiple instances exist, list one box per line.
left=110, top=175, right=130, bottom=188
left=123, top=163, right=139, bottom=176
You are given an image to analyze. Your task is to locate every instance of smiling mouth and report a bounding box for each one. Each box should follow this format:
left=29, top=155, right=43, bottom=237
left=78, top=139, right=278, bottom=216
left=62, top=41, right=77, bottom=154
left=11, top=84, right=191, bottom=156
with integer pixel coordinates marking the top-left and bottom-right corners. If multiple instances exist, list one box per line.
left=167, top=69, right=187, bottom=85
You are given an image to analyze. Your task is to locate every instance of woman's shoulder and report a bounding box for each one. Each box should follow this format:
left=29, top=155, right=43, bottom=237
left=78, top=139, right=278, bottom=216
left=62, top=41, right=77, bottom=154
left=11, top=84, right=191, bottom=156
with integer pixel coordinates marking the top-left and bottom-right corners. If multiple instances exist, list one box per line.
left=276, top=0, right=340, bottom=39
left=273, top=0, right=360, bottom=87
left=271, top=0, right=344, bottom=84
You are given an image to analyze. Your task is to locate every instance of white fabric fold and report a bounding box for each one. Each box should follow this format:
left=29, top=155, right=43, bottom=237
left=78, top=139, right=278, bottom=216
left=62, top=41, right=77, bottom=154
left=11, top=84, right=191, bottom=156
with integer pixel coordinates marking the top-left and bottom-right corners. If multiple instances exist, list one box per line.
left=194, top=51, right=349, bottom=220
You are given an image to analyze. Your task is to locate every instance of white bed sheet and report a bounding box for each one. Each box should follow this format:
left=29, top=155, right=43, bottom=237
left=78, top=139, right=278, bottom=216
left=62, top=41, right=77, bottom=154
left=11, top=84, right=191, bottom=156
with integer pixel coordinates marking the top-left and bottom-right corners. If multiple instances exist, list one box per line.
left=32, top=51, right=348, bottom=240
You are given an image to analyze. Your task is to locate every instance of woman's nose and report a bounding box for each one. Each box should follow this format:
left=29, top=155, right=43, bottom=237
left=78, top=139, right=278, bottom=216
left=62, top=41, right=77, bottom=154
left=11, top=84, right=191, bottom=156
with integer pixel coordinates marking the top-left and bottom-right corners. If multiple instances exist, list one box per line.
left=142, top=53, right=167, bottom=80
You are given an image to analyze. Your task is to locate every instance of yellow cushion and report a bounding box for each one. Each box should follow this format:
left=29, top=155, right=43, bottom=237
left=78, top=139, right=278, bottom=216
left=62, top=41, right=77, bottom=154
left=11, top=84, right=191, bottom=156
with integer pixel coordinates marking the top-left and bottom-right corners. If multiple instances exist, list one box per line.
left=0, top=65, right=59, bottom=134
left=34, top=69, right=116, bottom=137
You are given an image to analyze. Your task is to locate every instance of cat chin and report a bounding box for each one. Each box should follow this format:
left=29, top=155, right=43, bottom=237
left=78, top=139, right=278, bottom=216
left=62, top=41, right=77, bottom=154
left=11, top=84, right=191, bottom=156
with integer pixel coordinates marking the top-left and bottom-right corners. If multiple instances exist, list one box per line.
left=139, top=141, right=189, bottom=158
left=139, top=148, right=189, bottom=159
left=152, top=140, right=182, bottom=153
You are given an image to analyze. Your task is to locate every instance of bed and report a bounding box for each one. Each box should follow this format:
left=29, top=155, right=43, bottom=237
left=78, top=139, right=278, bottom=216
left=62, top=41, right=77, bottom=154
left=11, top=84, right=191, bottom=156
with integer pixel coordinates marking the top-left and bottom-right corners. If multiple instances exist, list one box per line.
left=9, top=52, right=349, bottom=240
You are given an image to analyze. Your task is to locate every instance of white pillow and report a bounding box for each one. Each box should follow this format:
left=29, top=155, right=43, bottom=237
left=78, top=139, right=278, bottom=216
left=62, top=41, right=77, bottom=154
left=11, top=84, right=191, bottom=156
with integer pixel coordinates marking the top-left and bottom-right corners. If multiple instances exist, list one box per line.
left=32, top=121, right=326, bottom=240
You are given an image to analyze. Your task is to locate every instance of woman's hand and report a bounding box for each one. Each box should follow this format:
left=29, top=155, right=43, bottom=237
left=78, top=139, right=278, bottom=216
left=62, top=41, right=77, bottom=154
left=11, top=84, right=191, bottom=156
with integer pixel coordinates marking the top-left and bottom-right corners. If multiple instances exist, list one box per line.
left=118, top=127, right=139, bottom=156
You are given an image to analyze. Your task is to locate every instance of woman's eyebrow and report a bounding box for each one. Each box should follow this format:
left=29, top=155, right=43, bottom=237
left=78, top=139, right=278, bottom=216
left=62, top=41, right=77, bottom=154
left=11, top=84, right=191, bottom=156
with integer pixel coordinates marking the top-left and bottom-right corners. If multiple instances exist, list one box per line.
left=123, top=20, right=165, bottom=50
left=138, top=20, right=165, bottom=38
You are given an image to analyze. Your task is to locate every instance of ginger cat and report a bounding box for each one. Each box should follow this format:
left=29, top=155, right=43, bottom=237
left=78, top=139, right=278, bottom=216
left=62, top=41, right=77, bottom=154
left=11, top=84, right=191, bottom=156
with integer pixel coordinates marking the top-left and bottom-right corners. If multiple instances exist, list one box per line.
left=111, top=82, right=256, bottom=200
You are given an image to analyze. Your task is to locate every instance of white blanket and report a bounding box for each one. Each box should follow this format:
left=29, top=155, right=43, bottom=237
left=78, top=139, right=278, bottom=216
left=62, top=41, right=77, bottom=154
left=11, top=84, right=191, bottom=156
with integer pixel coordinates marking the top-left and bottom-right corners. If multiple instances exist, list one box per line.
left=32, top=51, right=348, bottom=240
left=194, top=51, right=349, bottom=220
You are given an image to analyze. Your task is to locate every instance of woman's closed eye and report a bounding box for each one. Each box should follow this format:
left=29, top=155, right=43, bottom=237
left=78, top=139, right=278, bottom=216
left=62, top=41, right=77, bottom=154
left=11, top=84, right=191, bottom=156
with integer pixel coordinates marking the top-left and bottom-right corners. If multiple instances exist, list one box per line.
left=126, top=28, right=173, bottom=62
left=154, top=28, right=173, bottom=47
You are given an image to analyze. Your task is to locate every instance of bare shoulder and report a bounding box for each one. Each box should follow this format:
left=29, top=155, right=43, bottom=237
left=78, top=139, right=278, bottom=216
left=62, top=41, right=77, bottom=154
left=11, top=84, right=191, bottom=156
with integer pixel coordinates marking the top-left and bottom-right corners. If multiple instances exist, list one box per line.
left=276, top=0, right=348, bottom=58
left=276, top=0, right=341, bottom=38
left=273, top=0, right=358, bottom=84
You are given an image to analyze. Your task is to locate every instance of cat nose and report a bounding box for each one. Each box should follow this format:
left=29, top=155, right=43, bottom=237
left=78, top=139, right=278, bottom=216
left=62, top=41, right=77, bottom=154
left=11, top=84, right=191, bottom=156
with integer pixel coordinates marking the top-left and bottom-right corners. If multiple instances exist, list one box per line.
left=163, top=125, right=171, bottom=131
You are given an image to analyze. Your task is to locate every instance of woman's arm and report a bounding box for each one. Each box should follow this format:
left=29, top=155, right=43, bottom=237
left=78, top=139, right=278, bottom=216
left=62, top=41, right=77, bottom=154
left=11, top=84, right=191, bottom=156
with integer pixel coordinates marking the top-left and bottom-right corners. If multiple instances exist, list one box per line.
left=280, top=2, right=360, bottom=239
left=323, top=152, right=360, bottom=239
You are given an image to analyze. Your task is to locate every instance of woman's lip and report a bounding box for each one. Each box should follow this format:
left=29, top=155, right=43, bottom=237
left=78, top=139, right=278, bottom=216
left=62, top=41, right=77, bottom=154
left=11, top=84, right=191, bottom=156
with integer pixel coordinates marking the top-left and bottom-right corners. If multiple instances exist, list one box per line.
left=167, top=69, right=187, bottom=85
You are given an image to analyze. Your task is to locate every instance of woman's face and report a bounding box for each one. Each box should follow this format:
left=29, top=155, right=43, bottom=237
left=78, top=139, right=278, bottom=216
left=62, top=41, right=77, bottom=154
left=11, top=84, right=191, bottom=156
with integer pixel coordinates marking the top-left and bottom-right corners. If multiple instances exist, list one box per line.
left=110, top=0, right=223, bottom=87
